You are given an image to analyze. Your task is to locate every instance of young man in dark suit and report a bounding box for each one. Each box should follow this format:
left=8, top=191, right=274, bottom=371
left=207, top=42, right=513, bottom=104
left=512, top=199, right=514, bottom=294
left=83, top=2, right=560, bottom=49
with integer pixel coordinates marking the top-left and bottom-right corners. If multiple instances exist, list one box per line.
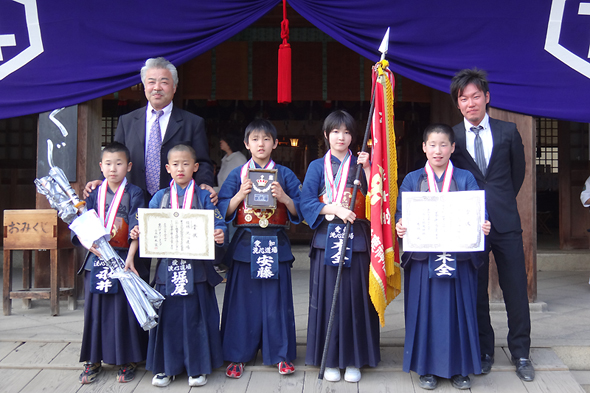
left=449, top=68, right=534, bottom=382
left=86, top=57, right=215, bottom=203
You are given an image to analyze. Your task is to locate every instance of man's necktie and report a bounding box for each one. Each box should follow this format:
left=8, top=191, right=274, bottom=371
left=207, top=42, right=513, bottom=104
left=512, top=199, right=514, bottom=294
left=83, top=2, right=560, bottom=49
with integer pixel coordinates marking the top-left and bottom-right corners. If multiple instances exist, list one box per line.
left=146, top=110, right=164, bottom=195
left=470, top=125, right=487, bottom=176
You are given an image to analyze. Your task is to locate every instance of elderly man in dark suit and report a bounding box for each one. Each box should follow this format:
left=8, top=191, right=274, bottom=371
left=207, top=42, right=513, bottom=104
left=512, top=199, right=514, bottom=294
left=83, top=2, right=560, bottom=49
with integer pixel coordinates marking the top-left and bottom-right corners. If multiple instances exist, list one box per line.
left=449, top=68, right=534, bottom=382
left=86, top=57, right=215, bottom=202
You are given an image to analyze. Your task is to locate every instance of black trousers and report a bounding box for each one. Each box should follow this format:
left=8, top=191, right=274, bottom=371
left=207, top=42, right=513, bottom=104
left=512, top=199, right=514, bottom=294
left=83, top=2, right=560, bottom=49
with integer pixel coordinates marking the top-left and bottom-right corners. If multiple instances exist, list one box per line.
left=477, top=227, right=531, bottom=359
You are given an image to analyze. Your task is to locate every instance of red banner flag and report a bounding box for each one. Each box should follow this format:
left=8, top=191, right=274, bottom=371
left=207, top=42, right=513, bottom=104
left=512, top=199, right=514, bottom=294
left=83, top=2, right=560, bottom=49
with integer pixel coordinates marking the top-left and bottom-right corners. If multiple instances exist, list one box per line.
left=367, top=60, right=401, bottom=327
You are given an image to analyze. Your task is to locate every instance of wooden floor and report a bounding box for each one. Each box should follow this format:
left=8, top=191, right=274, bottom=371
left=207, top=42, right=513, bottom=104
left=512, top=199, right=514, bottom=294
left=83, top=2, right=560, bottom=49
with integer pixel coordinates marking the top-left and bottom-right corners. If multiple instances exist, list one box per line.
left=0, top=341, right=585, bottom=393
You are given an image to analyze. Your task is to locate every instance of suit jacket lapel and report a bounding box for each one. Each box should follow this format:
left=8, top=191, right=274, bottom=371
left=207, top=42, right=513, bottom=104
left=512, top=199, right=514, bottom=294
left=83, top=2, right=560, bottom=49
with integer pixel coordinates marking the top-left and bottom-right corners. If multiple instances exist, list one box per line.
left=487, top=118, right=502, bottom=175
left=134, top=109, right=147, bottom=148
left=162, top=107, right=183, bottom=145
left=132, top=109, right=147, bottom=171
left=455, top=123, right=468, bottom=154
left=456, top=122, right=483, bottom=176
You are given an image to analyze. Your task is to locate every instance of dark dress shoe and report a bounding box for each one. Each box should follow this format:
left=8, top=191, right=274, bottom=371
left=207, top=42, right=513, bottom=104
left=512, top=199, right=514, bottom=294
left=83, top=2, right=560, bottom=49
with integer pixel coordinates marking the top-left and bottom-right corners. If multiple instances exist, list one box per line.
left=481, top=354, right=494, bottom=374
left=512, top=357, right=535, bottom=382
left=450, top=374, right=471, bottom=390
left=418, top=374, right=438, bottom=390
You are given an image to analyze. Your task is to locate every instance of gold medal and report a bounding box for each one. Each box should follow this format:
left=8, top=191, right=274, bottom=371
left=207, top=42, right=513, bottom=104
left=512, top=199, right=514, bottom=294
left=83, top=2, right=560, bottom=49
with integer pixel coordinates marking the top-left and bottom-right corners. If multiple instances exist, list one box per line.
left=325, top=214, right=335, bottom=221
left=245, top=214, right=252, bottom=222
left=259, top=218, right=269, bottom=228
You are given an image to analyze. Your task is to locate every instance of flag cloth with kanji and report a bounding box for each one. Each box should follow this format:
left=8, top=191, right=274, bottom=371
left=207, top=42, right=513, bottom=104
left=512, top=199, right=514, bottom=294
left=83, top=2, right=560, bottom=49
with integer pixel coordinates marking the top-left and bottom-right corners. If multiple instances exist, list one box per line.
left=367, top=60, right=401, bottom=326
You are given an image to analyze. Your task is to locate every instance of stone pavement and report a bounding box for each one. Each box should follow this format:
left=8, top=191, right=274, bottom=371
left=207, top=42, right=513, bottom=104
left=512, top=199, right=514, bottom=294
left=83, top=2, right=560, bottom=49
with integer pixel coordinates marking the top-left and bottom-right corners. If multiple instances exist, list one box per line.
left=1, top=246, right=589, bottom=392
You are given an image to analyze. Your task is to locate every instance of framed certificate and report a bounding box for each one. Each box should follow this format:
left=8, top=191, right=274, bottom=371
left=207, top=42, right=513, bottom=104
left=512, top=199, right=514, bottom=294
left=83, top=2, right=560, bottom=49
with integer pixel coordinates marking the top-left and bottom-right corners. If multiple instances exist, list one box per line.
left=401, top=190, right=485, bottom=252
left=246, top=168, right=277, bottom=209
left=138, top=208, right=214, bottom=260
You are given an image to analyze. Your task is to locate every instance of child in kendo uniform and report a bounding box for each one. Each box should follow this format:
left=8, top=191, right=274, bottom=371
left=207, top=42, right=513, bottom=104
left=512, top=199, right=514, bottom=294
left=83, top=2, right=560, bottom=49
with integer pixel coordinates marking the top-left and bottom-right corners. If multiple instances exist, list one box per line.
left=395, top=124, right=491, bottom=390
left=217, top=119, right=301, bottom=378
left=300, top=110, right=379, bottom=383
left=76, top=142, right=148, bottom=384
left=141, top=143, right=226, bottom=388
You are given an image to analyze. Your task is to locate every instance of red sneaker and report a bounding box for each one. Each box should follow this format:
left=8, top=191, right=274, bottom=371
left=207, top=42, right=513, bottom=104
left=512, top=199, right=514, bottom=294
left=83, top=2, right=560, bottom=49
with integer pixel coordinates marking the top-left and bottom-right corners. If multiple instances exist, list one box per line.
left=226, top=362, right=244, bottom=379
left=278, top=361, right=295, bottom=375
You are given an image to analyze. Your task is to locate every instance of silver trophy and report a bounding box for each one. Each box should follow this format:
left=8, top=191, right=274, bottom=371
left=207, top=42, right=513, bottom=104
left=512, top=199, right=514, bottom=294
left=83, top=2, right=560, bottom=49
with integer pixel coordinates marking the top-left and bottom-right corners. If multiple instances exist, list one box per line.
left=35, top=140, right=164, bottom=330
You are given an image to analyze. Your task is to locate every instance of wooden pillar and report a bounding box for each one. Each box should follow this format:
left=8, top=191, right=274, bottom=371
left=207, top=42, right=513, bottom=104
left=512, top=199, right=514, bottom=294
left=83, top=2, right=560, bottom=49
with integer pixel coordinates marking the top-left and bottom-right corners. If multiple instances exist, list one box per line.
left=431, top=91, right=537, bottom=302
left=487, top=108, right=537, bottom=302
left=35, top=98, right=103, bottom=295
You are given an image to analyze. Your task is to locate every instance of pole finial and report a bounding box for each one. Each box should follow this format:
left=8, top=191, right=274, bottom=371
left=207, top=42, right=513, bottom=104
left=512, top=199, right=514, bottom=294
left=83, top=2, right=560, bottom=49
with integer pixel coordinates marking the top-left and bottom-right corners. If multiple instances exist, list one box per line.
left=379, top=27, right=390, bottom=60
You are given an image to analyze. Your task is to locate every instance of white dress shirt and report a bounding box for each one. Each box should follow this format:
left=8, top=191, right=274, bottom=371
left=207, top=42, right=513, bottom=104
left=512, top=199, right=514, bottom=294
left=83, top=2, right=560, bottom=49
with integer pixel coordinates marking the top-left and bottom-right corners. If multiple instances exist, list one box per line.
left=463, top=113, right=493, bottom=167
left=145, top=102, right=173, bottom=152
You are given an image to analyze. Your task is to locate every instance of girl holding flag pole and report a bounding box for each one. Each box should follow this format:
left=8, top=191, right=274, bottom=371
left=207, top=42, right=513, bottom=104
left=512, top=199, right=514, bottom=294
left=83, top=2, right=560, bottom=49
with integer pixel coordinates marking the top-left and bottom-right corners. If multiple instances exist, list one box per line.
left=301, top=110, right=380, bottom=383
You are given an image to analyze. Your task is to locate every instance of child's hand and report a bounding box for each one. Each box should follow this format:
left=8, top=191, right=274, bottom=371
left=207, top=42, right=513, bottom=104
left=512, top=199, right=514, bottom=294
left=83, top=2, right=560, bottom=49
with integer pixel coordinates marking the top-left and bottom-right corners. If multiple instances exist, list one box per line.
left=130, top=225, right=140, bottom=240
left=271, top=182, right=289, bottom=204
left=200, top=184, right=218, bottom=205
left=335, top=206, right=356, bottom=224
left=395, top=219, right=406, bottom=238
left=124, top=257, right=139, bottom=276
left=238, top=178, right=253, bottom=200
left=357, top=151, right=371, bottom=169
left=482, top=220, right=491, bottom=236
left=213, top=228, right=224, bottom=244
left=88, top=244, right=102, bottom=258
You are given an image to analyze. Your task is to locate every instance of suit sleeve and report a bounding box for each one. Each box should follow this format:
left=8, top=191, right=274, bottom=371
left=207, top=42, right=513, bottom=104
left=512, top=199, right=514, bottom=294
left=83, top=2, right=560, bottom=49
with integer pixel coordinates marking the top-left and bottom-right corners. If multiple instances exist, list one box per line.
left=509, top=124, right=526, bottom=196
left=190, top=117, right=215, bottom=187
left=113, top=117, right=126, bottom=145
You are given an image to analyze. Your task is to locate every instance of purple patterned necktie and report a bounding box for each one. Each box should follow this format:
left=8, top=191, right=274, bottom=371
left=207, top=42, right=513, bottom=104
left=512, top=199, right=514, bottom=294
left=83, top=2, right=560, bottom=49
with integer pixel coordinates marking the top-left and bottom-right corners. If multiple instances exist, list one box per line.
left=146, top=110, right=163, bottom=195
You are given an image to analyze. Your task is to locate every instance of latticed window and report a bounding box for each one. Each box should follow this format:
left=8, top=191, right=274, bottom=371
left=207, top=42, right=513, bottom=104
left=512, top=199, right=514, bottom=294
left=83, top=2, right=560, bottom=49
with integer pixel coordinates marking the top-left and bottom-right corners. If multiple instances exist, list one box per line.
left=101, top=116, right=118, bottom=146
left=536, top=118, right=558, bottom=174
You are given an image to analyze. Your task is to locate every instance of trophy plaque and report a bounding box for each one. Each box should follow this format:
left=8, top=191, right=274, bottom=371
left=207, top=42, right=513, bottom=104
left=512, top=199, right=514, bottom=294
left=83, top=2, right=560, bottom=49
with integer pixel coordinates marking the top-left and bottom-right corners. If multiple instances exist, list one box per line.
left=246, top=168, right=278, bottom=209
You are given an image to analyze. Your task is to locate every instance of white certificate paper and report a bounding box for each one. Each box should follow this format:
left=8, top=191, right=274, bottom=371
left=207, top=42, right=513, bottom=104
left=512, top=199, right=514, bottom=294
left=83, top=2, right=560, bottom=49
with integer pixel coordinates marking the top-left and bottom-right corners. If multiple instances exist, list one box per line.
left=401, top=190, right=485, bottom=252
left=138, top=208, right=214, bottom=260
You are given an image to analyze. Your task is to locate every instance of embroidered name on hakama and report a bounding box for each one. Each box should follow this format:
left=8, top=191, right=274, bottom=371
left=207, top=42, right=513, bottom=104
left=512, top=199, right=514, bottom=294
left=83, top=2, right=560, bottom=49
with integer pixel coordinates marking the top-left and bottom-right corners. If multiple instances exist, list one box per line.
left=90, top=259, right=119, bottom=294
left=324, top=223, right=353, bottom=267
left=428, top=252, right=457, bottom=278
left=166, top=259, right=194, bottom=296
left=251, top=236, right=279, bottom=279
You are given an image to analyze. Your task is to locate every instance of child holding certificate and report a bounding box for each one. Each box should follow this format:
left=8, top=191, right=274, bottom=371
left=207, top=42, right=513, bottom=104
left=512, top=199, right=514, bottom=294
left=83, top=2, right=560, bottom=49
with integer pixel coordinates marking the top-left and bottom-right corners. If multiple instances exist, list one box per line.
left=141, top=143, right=226, bottom=388
left=300, top=110, right=379, bottom=383
left=76, top=142, right=148, bottom=385
left=217, top=119, right=301, bottom=378
left=395, top=124, right=490, bottom=390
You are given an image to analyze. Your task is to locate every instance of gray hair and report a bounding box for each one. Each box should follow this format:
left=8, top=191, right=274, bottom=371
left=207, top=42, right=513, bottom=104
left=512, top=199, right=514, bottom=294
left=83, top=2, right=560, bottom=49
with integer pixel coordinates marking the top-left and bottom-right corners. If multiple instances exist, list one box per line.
left=140, top=57, right=179, bottom=87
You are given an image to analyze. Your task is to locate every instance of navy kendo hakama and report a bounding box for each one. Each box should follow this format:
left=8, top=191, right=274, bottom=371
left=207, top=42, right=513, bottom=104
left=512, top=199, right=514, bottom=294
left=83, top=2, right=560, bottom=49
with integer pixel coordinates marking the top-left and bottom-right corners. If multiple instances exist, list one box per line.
left=78, top=183, right=149, bottom=365
left=396, top=167, right=482, bottom=378
left=145, top=185, right=225, bottom=377
left=217, top=164, right=301, bottom=365
left=301, top=156, right=380, bottom=369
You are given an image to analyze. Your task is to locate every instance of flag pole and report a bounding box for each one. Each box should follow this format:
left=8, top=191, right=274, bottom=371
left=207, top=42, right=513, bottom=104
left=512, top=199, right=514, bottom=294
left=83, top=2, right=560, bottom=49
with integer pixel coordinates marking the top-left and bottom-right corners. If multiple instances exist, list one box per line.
left=318, top=28, right=390, bottom=380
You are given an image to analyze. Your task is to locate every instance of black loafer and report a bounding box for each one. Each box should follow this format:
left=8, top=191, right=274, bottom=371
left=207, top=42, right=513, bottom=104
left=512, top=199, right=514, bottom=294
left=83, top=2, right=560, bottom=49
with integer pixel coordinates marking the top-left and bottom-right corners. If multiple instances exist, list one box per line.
left=481, top=354, right=494, bottom=374
left=418, top=374, right=438, bottom=390
left=450, top=374, right=471, bottom=390
left=512, top=357, right=535, bottom=382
